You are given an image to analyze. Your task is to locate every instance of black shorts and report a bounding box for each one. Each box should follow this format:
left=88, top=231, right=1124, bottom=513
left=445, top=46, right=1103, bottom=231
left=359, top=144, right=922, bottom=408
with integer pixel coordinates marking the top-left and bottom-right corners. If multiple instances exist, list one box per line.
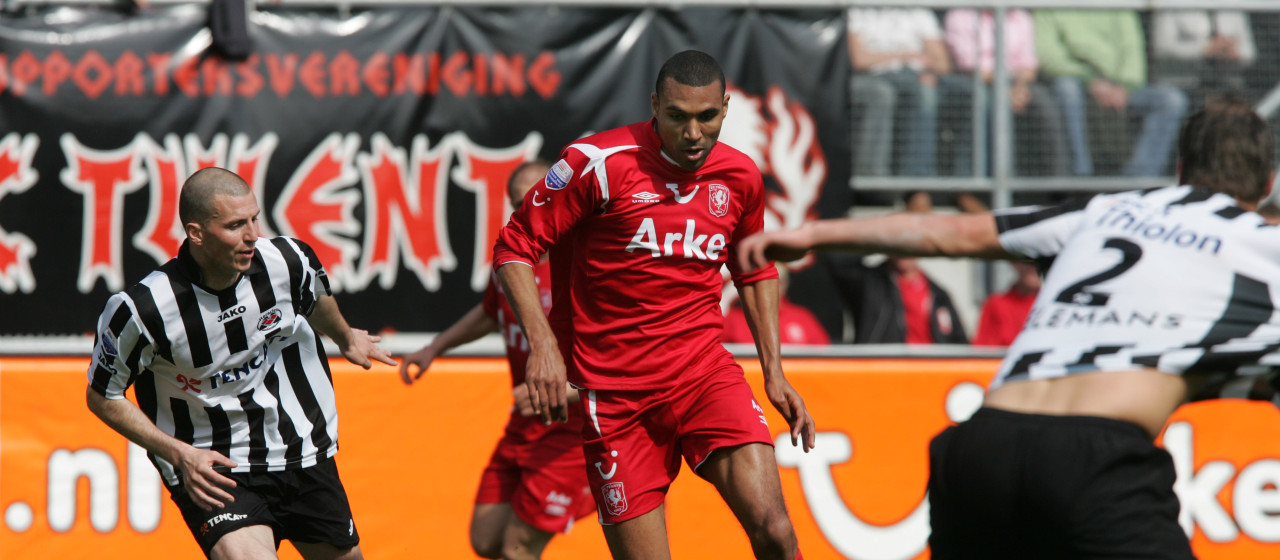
left=168, top=457, right=360, bottom=558
left=927, top=408, right=1194, bottom=559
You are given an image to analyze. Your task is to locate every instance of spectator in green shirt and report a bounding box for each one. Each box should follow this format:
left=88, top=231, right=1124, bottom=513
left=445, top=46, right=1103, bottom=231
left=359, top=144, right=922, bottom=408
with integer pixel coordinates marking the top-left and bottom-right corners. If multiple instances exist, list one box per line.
left=1035, top=9, right=1188, bottom=176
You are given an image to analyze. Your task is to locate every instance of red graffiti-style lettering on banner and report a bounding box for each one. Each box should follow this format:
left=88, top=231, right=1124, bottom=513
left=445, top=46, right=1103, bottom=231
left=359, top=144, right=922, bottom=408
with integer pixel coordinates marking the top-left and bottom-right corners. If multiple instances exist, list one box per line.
left=451, top=133, right=543, bottom=291
left=134, top=135, right=185, bottom=264
left=228, top=134, right=280, bottom=238
left=186, top=134, right=228, bottom=172
left=0, top=49, right=562, bottom=99
left=273, top=134, right=363, bottom=291
left=131, top=133, right=280, bottom=265
left=61, top=134, right=147, bottom=293
left=355, top=134, right=457, bottom=292
left=53, top=132, right=541, bottom=295
left=0, top=133, right=39, bottom=294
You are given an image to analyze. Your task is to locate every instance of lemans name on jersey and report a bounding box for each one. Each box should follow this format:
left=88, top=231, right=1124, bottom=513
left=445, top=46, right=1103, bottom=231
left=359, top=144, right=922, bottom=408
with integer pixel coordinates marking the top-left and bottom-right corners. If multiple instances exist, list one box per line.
left=991, top=186, right=1280, bottom=388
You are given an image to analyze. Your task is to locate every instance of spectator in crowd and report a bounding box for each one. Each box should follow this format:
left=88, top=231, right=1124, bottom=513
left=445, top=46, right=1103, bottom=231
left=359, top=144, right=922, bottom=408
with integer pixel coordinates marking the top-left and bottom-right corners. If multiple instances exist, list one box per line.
left=1035, top=9, right=1188, bottom=177
left=822, top=253, right=969, bottom=345
left=848, top=7, right=976, bottom=178
left=944, top=8, right=1069, bottom=177
left=723, top=266, right=830, bottom=346
left=820, top=194, right=969, bottom=345
left=972, top=260, right=1040, bottom=347
left=1151, top=10, right=1256, bottom=109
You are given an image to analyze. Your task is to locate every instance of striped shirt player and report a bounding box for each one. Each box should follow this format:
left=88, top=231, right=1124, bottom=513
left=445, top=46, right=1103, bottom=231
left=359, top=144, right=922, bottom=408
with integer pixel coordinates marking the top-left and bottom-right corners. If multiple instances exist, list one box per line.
left=86, top=166, right=393, bottom=559
left=992, top=185, right=1280, bottom=391
left=737, top=98, right=1277, bottom=559
left=89, top=237, right=339, bottom=485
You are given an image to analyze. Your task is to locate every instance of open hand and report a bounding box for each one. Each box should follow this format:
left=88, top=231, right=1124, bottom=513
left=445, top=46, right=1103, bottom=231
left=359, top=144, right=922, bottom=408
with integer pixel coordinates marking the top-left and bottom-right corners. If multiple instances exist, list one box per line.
left=343, top=328, right=397, bottom=370
left=765, top=377, right=816, bottom=452
left=175, top=447, right=239, bottom=511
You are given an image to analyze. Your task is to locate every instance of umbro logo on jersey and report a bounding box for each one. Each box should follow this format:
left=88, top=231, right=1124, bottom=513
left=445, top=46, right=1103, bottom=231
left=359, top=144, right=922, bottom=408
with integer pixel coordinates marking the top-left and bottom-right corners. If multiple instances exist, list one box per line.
left=257, top=308, right=283, bottom=331
left=632, top=191, right=662, bottom=204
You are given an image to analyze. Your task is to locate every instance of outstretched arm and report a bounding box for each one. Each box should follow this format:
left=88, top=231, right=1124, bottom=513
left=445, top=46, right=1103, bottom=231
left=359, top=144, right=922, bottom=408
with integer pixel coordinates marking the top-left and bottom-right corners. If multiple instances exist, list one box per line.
left=87, top=388, right=238, bottom=511
left=738, top=278, right=815, bottom=452
left=308, top=294, right=397, bottom=369
left=400, top=305, right=497, bottom=385
left=738, top=211, right=1012, bottom=272
left=498, top=262, right=567, bottom=424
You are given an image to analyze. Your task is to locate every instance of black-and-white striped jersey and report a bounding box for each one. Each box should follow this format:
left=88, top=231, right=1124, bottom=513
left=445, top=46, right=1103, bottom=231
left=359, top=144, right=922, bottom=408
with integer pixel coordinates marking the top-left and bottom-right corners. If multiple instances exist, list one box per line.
left=991, top=185, right=1280, bottom=390
left=88, top=237, right=339, bottom=486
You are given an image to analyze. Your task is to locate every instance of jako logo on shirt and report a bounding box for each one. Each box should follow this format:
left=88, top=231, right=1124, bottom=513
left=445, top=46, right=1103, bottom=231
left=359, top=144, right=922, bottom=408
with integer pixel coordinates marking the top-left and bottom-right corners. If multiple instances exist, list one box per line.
left=601, top=482, right=628, bottom=516
left=217, top=305, right=247, bottom=323
left=709, top=183, right=730, bottom=217
left=546, top=159, right=573, bottom=190
left=200, top=512, right=247, bottom=535
left=257, top=308, right=283, bottom=331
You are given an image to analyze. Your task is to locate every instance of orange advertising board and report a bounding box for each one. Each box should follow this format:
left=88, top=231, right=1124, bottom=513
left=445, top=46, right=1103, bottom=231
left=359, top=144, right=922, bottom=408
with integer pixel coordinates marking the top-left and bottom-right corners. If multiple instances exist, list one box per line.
left=2, top=357, right=1278, bottom=559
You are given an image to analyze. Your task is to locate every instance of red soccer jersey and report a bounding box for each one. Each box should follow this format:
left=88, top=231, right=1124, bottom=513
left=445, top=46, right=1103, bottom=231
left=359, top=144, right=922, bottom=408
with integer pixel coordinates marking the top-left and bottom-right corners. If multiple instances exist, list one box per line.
left=493, top=120, right=777, bottom=390
left=482, top=261, right=554, bottom=386
left=972, top=288, right=1038, bottom=347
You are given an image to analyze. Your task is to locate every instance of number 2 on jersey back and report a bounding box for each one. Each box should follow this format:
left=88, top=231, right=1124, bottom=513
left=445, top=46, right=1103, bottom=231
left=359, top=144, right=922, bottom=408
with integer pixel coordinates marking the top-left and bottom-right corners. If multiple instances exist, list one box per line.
left=1055, top=238, right=1143, bottom=307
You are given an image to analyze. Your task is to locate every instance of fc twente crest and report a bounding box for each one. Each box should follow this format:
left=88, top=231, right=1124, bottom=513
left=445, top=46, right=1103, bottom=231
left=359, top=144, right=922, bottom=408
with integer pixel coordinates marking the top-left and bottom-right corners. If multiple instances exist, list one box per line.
left=708, top=183, right=730, bottom=218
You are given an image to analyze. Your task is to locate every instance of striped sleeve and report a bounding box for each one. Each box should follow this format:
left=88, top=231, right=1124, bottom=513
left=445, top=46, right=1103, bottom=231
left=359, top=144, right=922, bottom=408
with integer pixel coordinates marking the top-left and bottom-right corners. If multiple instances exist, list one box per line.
left=993, top=195, right=1093, bottom=259
left=87, top=293, right=153, bottom=400
left=273, top=237, right=329, bottom=316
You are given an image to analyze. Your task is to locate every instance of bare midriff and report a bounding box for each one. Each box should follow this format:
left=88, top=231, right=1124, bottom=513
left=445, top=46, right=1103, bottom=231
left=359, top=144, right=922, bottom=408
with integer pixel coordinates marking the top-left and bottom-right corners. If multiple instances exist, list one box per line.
left=983, top=368, right=1188, bottom=439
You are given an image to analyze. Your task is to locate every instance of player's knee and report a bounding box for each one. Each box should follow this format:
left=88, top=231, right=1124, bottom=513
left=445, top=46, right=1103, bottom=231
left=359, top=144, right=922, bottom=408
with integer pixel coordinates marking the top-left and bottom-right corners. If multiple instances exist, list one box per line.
left=745, top=511, right=798, bottom=559
left=500, top=539, right=538, bottom=560
left=499, top=526, right=550, bottom=560
left=470, top=534, right=503, bottom=559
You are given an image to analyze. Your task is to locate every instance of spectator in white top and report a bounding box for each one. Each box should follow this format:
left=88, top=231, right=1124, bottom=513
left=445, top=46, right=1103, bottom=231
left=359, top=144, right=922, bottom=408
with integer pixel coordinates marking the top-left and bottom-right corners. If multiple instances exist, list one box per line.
left=848, top=8, right=975, bottom=179
left=1151, top=10, right=1256, bottom=109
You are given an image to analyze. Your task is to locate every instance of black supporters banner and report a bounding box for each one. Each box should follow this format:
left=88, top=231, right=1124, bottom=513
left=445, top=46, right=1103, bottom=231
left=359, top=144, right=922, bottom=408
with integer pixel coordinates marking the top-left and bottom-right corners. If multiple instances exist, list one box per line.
left=0, top=5, right=849, bottom=336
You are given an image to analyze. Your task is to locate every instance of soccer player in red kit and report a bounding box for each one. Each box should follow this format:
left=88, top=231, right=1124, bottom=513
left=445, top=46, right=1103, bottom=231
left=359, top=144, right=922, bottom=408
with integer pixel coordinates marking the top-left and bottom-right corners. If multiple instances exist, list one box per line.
left=493, top=50, right=816, bottom=560
left=401, top=160, right=594, bottom=560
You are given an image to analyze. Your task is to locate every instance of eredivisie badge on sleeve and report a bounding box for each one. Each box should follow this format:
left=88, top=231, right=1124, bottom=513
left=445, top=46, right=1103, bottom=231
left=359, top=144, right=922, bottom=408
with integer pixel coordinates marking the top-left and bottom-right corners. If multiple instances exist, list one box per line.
left=546, top=159, right=573, bottom=190
left=708, top=183, right=730, bottom=217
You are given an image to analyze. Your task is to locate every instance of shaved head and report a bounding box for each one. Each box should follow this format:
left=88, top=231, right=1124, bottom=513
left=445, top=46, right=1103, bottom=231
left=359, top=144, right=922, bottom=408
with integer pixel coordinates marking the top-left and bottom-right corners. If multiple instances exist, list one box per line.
left=180, top=167, right=253, bottom=226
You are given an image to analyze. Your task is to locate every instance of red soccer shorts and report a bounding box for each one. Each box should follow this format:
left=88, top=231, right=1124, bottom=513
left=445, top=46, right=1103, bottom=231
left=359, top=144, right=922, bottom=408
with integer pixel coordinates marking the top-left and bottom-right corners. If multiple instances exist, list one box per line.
left=474, top=416, right=595, bottom=534
left=579, top=356, right=774, bottom=525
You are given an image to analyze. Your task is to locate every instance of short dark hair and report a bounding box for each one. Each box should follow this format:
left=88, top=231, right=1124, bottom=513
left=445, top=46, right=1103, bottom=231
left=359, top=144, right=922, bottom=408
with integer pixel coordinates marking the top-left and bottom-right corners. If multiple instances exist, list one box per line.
left=1178, top=94, right=1276, bottom=204
left=507, top=158, right=550, bottom=202
left=179, top=167, right=252, bottom=225
left=654, top=50, right=725, bottom=98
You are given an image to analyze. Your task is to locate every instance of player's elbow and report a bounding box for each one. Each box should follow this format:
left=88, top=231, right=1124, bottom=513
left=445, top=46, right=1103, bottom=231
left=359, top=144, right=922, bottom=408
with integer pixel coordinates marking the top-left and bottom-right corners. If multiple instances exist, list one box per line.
left=85, top=387, right=107, bottom=418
